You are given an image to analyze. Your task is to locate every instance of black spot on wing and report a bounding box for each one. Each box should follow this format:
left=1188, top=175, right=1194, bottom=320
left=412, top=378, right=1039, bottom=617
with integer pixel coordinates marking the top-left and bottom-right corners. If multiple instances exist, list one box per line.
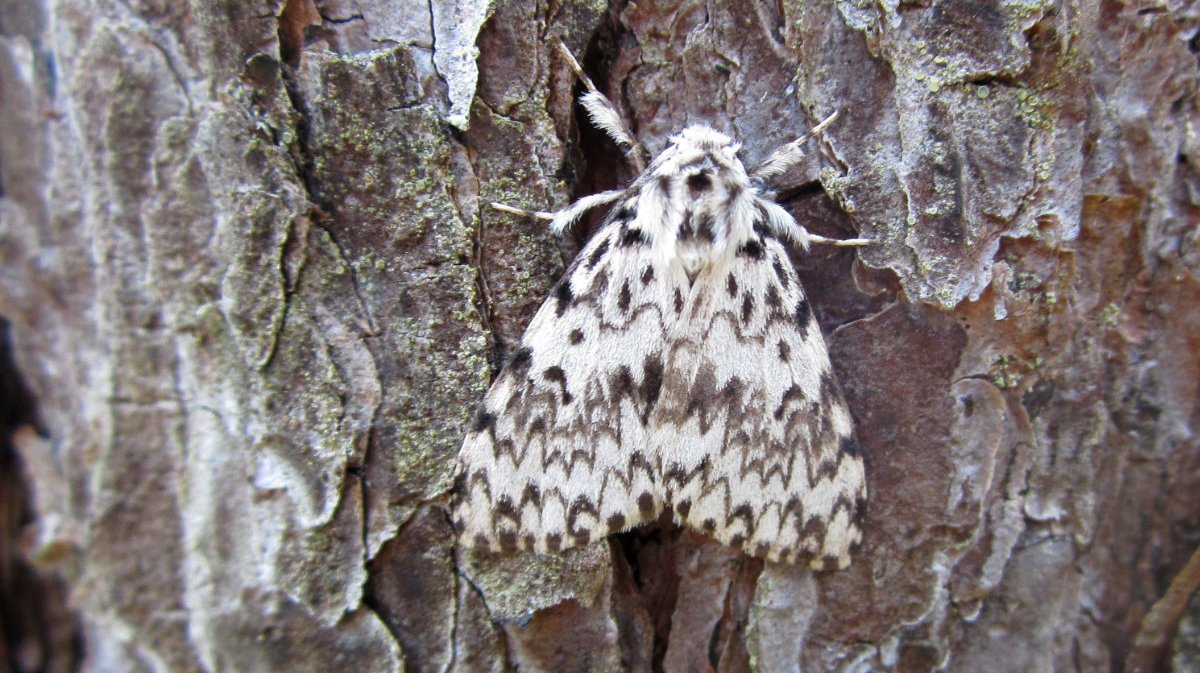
left=765, top=284, right=782, bottom=309
left=620, top=226, right=649, bottom=247
left=795, top=296, right=812, bottom=332
left=777, top=340, right=791, bottom=362
left=741, top=292, right=755, bottom=323
left=687, top=172, right=712, bottom=198
left=726, top=273, right=738, bottom=298
left=674, top=288, right=684, bottom=313
left=618, top=280, right=632, bottom=312
left=641, top=265, right=655, bottom=285
left=637, top=492, right=655, bottom=515
left=569, top=329, right=584, bottom=344
left=606, top=513, right=627, bottom=533
left=554, top=280, right=574, bottom=317
left=471, top=407, right=496, bottom=433
left=737, top=239, right=764, bottom=259
left=611, top=202, right=635, bottom=223
left=505, top=347, right=533, bottom=376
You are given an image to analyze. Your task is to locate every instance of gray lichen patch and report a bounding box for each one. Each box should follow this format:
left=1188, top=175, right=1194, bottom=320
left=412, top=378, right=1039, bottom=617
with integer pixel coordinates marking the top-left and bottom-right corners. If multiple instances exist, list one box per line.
left=291, top=47, right=490, bottom=557
left=460, top=542, right=612, bottom=624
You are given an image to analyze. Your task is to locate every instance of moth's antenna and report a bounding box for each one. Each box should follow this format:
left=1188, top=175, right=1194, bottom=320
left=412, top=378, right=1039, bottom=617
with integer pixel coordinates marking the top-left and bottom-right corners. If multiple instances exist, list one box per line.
left=488, top=202, right=555, bottom=221
left=751, top=110, right=840, bottom=181
left=806, top=233, right=872, bottom=247
left=489, top=190, right=624, bottom=234
left=556, top=41, right=647, bottom=173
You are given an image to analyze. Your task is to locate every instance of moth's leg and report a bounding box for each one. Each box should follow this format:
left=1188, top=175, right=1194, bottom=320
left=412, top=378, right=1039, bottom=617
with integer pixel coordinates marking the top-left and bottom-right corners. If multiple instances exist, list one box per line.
left=751, top=110, right=840, bottom=181
left=556, top=41, right=647, bottom=173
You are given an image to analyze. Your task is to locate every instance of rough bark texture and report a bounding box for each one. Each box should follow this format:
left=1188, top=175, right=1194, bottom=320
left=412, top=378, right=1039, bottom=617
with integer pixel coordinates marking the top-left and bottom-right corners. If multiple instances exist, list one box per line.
left=1, top=0, right=1198, bottom=672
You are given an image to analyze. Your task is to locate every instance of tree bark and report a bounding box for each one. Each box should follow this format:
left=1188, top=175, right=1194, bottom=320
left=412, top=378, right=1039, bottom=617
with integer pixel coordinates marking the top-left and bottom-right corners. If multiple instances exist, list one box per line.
left=1, top=1, right=1198, bottom=672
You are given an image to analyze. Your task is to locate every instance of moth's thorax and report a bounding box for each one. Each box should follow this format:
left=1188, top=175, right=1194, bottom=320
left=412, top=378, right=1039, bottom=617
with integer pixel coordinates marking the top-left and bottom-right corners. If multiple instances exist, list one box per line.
left=641, top=125, right=758, bottom=276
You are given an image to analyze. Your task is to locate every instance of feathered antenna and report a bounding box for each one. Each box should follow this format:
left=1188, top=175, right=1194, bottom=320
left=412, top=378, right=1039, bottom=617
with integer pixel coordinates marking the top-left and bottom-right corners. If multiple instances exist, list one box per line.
left=556, top=41, right=647, bottom=173
left=751, top=110, right=840, bottom=181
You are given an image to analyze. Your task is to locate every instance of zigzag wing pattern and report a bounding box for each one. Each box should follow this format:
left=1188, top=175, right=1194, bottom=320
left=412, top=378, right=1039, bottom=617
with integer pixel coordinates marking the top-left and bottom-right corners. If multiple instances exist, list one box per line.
left=454, top=201, right=690, bottom=553
left=652, top=234, right=866, bottom=569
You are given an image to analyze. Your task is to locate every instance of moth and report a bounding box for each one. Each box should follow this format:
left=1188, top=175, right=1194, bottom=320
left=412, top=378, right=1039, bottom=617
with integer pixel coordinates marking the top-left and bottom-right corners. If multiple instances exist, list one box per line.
left=453, top=45, right=867, bottom=570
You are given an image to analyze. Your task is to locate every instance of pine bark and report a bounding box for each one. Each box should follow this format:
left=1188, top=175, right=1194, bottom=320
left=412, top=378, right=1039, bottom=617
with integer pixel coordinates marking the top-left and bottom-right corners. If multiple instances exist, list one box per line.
left=1, top=1, right=1198, bottom=672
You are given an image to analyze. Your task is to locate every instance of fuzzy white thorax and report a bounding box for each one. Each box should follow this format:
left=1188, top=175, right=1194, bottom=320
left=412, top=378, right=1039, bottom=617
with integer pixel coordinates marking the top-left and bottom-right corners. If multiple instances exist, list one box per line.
left=626, top=125, right=812, bottom=277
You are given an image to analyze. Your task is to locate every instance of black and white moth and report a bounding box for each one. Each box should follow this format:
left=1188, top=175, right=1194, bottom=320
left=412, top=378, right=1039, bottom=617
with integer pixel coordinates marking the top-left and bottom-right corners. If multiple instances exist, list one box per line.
left=454, top=48, right=867, bottom=570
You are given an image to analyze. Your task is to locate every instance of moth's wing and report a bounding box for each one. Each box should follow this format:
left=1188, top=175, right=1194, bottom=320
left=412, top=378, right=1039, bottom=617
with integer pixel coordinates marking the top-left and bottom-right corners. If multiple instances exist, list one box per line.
left=653, top=236, right=866, bottom=569
left=454, top=214, right=688, bottom=554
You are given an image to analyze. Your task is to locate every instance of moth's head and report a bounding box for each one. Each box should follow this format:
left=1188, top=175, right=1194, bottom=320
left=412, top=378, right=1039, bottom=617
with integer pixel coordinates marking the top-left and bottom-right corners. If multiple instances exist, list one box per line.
left=645, top=125, right=752, bottom=206
left=654, top=125, right=746, bottom=176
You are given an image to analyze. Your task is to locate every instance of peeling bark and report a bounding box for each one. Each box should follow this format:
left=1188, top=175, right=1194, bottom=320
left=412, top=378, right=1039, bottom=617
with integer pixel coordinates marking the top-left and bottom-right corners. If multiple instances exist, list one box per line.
left=1, top=1, right=1198, bottom=672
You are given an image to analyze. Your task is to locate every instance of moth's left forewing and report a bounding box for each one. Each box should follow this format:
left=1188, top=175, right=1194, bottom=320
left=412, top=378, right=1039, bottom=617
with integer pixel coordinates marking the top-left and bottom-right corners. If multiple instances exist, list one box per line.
left=652, top=231, right=866, bottom=569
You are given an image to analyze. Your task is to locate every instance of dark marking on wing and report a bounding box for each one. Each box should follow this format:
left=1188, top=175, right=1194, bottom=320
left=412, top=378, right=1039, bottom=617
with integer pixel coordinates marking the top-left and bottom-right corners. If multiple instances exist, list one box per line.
left=568, top=328, right=585, bottom=345
left=587, top=239, right=610, bottom=269
left=796, top=297, right=812, bottom=331
left=640, top=356, right=664, bottom=414
left=737, top=240, right=764, bottom=259
left=656, top=173, right=674, bottom=198
left=554, top=280, right=574, bottom=317
left=506, top=347, right=533, bottom=376
left=678, top=214, right=695, bottom=241
left=694, top=212, right=715, bottom=242
left=617, top=280, right=632, bottom=312
left=543, top=366, right=572, bottom=404
left=607, top=513, right=627, bottom=532
left=774, top=384, right=806, bottom=421
left=471, top=407, right=497, bottom=433
left=772, top=256, right=791, bottom=289
left=687, top=172, right=712, bottom=198
left=620, top=226, right=649, bottom=247
left=637, top=492, right=655, bottom=515
left=765, top=284, right=782, bottom=309
left=726, top=273, right=738, bottom=298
